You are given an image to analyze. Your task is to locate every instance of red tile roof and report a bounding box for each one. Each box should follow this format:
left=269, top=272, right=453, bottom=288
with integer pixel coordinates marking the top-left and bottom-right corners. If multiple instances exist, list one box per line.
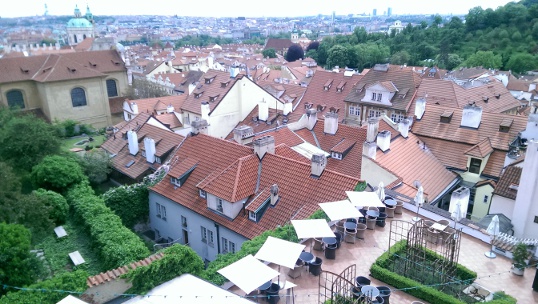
left=181, top=69, right=238, bottom=115
left=493, top=165, right=522, bottom=200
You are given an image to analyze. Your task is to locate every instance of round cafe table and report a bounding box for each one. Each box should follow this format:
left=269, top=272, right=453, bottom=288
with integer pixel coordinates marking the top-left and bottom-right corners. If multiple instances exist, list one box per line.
left=361, top=285, right=380, bottom=300
left=366, top=210, right=380, bottom=218
left=344, top=222, right=357, bottom=230
left=322, top=237, right=337, bottom=246
left=299, top=251, right=315, bottom=264
left=384, top=199, right=397, bottom=207
left=258, top=280, right=272, bottom=294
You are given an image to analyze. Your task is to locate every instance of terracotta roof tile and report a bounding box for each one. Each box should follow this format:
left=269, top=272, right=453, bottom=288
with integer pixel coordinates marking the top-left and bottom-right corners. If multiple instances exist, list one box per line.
left=245, top=188, right=271, bottom=212
left=453, top=81, right=520, bottom=113
left=181, top=69, right=238, bottom=115
left=464, top=137, right=494, bottom=158
left=493, top=165, right=522, bottom=199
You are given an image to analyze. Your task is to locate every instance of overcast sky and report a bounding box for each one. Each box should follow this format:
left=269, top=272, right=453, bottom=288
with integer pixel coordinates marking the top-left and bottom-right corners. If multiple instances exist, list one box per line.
left=2, top=0, right=515, bottom=18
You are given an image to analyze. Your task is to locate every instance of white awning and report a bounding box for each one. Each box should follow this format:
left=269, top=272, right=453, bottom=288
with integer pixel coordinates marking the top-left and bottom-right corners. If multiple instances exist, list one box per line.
left=346, top=191, right=385, bottom=208
left=291, top=219, right=335, bottom=239
left=218, top=255, right=279, bottom=295
left=319, top=200, right=364, bottom=221
left=254, top=236, right=305, bottom=269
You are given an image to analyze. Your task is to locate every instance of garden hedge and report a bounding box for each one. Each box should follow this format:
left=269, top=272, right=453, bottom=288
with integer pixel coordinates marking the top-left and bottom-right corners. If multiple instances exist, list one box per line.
left=66, top=181, right=150, bottom=270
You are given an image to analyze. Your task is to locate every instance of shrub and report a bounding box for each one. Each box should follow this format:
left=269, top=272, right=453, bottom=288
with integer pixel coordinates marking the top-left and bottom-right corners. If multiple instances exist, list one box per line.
left=33, top=188, right=69, bottom=225
left=31, top=155, right=86, bottom=193
left=125, top=244, right=204, bottom=294
left=102, top=183, right=149, bottom=228
left=0, top=270, right=88, bottom=304
left=66, top=182, right=150, bottom=270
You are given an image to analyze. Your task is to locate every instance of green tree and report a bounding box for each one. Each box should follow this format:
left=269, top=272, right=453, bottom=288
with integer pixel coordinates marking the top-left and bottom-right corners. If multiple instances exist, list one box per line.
left=102, top=183, right=149, bottom=228
left=446, top=53, right=464, bottom=70
left=464, top=51, right=503, bottom=69
left=262, top=48, right=276, bottom=58
left=78, top=150, right=111, bottom=185
left=306, top=41, right=320, bottom=52
left=285, top=44, right=304, bottom=62
left=506, top=53, right=538, bottom=73
left=33, top=189, right=69, bottom=225
left=0, top=223, right=36, bottom=295
left=390, top=50, right=411, bottom=65
left=327, top=45, right=349, bottom=68
left=0, top=108, right=61, bottom=171
left=31, top=155, right=86, bottom=193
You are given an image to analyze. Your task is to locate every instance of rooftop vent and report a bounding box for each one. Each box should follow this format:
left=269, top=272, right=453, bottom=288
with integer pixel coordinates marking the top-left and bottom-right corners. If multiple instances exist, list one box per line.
left=460, top=105, right=483, bottom=129
left=440, top=110, right=453, bottom=123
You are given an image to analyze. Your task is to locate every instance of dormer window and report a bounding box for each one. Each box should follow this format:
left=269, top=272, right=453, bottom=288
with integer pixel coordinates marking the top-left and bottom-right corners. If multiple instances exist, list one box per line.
left=209, top=94, right=220, bottom=102
left=356, top=83, right=365, bottom=93
left=331, top=151, right=342, bottom=160
left=199, top=189, right=207, bottom=198
left=499, top=118, right=513, bottom=133
left=469, top=158, right=482, bottom=174
left=171, top=177, right=181, bottom=187
left=204, top=76, right=216, bottom=84
left=220, top=80, right=230, bottom=87
left=155, top=157, right=161, bottom=164
left=372, top=92, right=382, bottom=101
left=324, top=79, right=333, bottom=91
left=194, top=92, right=203, bottom=99
left=249, top=211, right=257, bottom=221
left=336, top=81, right=346, bottom=92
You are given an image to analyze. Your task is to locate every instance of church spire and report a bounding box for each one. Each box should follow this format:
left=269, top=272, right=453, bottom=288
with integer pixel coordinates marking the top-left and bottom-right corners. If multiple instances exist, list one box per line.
left=85, top=4, right=94, bottom=23
left=74, top=5, right=82, bottom=18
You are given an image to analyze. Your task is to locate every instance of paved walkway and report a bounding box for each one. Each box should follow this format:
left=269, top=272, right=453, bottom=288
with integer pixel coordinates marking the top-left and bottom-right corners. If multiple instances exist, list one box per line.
left=230, top=209, right=537, bottom=303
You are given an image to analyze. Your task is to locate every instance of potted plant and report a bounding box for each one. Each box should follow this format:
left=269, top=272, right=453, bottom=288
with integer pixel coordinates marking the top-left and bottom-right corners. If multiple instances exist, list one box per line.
left=511, top=242, right=528, bottom=276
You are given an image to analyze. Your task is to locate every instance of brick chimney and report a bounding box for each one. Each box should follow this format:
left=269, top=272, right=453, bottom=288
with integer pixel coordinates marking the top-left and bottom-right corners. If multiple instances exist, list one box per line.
left=233, top=125, right=254, bottom=145
left=311, top=153, right=327, bottom=178
left=191, top=119, right=209, bottom=135
left=253, top=135, right=275, bottom=160
left=324, top=111, right=338, bottom=135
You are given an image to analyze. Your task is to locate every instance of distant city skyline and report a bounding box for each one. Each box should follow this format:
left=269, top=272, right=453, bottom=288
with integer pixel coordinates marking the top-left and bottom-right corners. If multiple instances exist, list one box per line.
left=2, top=0, right=515, bottom=18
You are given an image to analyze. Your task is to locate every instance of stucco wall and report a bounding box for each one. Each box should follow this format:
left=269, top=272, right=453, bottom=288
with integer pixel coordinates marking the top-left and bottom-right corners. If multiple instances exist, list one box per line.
left=149, top=191, right=248, bottom=262
left=0, top=81, right=42, bottom=110
left=471, top=184, right=494, bottom=221
left=360, top=156, right=399, bottom=187
left=489, top=195, right=515, bottom=219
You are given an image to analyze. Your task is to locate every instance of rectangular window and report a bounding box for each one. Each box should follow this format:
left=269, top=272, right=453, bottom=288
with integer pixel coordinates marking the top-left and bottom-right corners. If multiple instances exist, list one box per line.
left=181, top=216, right=187, bottom=228
left=368, top=109, right=381, bottom=118
left=371, top=92, right=377, bottom=101
left=377, top=93, right=382, bottom=101
left=469, top=158, right=482, bottom=174
left=221, top=237, right=236, bottom=254
left=217, top=199, right=224, bottom=213
left=155, top=157, right=161, bottom=164
left=201, top=226, right=207, bottom=243
left=483, top=195, right=489, bottom=203
left=199, top=189, right=207, bottom=198
left=171, top=177, right=181, bottom=187
left=207, top=230, right=214, bottom=246
left=249, top=211, right=256, bottom=221
left=349, top=105, right=360, bottom=116
left=156, top=203, right=166, bottom=220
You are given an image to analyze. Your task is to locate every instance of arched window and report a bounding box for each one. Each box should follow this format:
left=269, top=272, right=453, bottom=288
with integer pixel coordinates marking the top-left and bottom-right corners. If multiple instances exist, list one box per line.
left=74, top=35, right=78, bottom=44
left=106, top=79, right=118, bottom=97
left=71, top=87, right=87, bottom=107
left=6, top=90, right=25, bottom=109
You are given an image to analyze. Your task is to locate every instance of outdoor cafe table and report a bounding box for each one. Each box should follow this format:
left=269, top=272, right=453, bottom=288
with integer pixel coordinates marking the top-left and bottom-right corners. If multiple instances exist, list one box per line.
left=361, top=285, right=380, bottom=301
left=322, top=237, right=337, bottom=246
left=366, top=210, right=380, bottom=218
left=258, top=280, right=272, bottom=293
left=344, top=222, right=357, bottom=230
left=299, top=251, right=315, bottom=264
left=431, top=223, right=448, bottom=231
left=384, top=199, right=397, bottom=207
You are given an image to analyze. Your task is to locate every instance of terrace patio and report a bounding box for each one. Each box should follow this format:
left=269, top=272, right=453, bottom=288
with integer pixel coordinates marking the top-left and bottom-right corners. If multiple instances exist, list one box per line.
left=230, top=209, right=538, bottom=303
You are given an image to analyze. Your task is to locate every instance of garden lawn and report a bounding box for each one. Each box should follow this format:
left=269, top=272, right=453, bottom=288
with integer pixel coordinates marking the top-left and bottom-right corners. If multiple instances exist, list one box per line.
left=35, top=217, right=104, bottom=277
left=61, top=135, right=106, bottom=152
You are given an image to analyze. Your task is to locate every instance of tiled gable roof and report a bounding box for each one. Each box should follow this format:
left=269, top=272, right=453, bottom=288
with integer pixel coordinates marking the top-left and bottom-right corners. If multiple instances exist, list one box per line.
left=301, top=70, right=363, bottom=116
left=452, top=81, right=520, bottom=113
left=181, top=69, right=237, bottom=115
left=412, top=78, right=458, bottom=108
left=506, top=79, right=531, bottom=92
left=0, top=50, right=125, bottom=84
left=464, top=138, right=494, bottom=158
left=344, top=69, right=420, bottom=111
left=493, top=165, right=522, bottom=200
left=101, top=113, right=151, bottom=155
left=264, top=38, right=293, bottom=51
left=150, top=134, right=359, bottom=239
left=168, top=157, right=199, bottom=179
left=129, top=95, right=187, bottom=116
left=245, top=188, right=271, bottom=212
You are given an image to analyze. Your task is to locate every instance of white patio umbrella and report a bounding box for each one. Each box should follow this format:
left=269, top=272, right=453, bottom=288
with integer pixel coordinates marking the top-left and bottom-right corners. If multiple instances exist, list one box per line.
left=485, top=215, right=500, bottom=258
left=318, top=200, right=364, bottom=221
left=345, top=191, right=385, bottom=208
left=450, top=201, right=463, bottom=229
left=254, top=236, right=305, bottom=285
left=291, top=219, right=335, bottom=239
left=217, top=254, right=279, bottom=295
left=376, top=182, right=385, bottom=201
left=412, top=185, right=424, bottom=222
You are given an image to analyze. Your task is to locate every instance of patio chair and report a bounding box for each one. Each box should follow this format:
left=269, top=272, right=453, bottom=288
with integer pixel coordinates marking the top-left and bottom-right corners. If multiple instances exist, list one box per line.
left=344, top=228, right=357, bottom=244
left=355, top=276, right=371, bottom=287
left=394, top=201, right=404, bottom=214
left=366, top=216, right=377, bottom=230
left=309, top=257, right=323, bottom=276
left=426, top=228, right=440, bottom=245
left=377, top=286, right=392, bottom=304
left=334, top=232, right=343, bottom=249
left=313, top=238, right=323, bottom=251
left=376, top=212, right=387, bottom=227
left=441, top=227, right=456, bottom=242
left=335, top=220, right=345, bottom=234
left=424, top=220, right=434, bottom=228
left=356, top=223, right=367, bottom=239
left=265, top=283, right=280, bottom=304
left=324, top=244, right=337, bottom=259
left=287, top=262, right=303, bottom=279
left=385, top=205, right=395, bottom=218
left=368, top=206, right=379, bottom=213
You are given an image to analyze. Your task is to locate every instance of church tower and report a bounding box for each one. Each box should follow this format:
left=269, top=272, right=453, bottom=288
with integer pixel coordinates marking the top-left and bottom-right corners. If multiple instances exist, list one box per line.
left=66, top=5, right=95, bottom=46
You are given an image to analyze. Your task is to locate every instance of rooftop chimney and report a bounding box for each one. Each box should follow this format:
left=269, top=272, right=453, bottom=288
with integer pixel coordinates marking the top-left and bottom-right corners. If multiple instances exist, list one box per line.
left=131, top=102, right=139, bottom=115
left=324, top=111, right=339, bottom=135
left=143, top=137, right=156, bottom=163
left=414, top=98, right=426, bottom=120
left=366, top=117, right=379, bottom=143
left=258, top=99, right=269, bottom=121
left=283, top=101, right=292, bottom=116
left=270, top=184, right=279, bottom=206
left=191, top=119, right=209, bottom=135
left=460, top=105, right=483, bottom=129
left=253, top=135, right=275, bottom=160
left=362, top=141, right=377, bottom=160
left=376, top=130, right=391, bottom=152
left=201, top=101, right=210, bottom=121
left=166, top=104, right=174, bottom=113
left=311, top=153, right=327, bottom=178
left=306, top=108, right=317, bottom=130
left=398, top=118, right=410, bottom=138
left=127, top=130, right=139, bottom=155
left=233, top=125, right=255, bottom=145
